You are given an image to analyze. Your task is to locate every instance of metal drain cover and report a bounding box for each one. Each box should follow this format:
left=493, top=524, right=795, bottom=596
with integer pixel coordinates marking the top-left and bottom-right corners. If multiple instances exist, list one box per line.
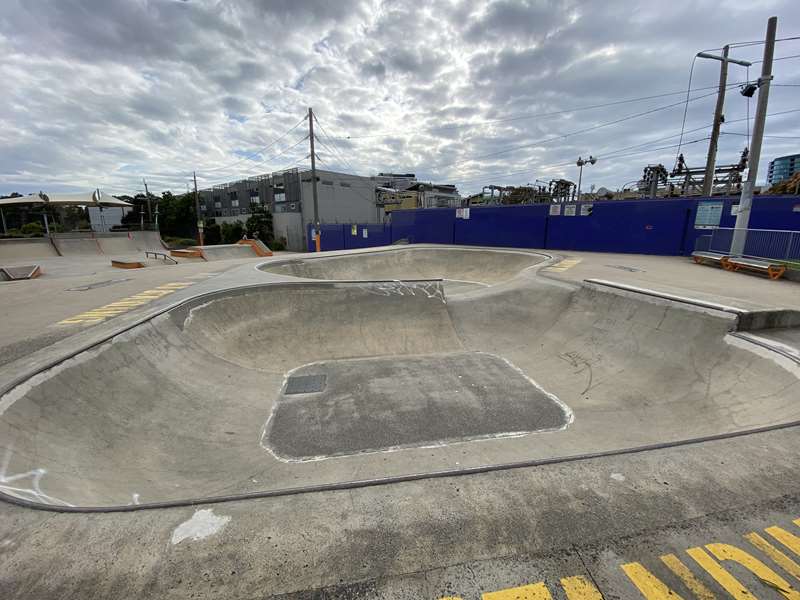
left=284, top=374, right=327, bottom=395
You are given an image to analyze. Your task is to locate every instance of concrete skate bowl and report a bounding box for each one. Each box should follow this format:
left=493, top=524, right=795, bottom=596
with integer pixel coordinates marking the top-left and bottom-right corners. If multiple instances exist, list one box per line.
left=259, top=246, right=546, bottom=292
left=1, top=273, right=800, bottom=510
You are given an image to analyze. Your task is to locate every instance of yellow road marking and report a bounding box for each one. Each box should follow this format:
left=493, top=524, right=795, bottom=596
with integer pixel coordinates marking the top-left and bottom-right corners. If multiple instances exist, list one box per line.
left=746, top=532, right=800, bottom=583
left=704, top=543, right=800, bottom=599
left=560, top=575, right=604, bottom=599
left=687, top=546, right=756, bottom=600
left=58, top=281, right=193, bottom=325
left=661, top=554, right=716, bottom=599
left=621, top=561, right=686, bottom=599
left=482, top=582, right=552, bottom=599
left=767, top=525, right=800, bottom=557
left=546, top=258, right=582, bottom=272
left=442, top=519, right=800, bottom=600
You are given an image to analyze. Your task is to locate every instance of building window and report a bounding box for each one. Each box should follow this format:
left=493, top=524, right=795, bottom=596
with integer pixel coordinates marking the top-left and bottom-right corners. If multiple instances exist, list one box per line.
left=340, top=182, right=351, bottom=187
left=322, top=180, right=334, bottom=185
left=231, top=199, right=239, bottom=208
left=214, top=201, right=222, bottom=209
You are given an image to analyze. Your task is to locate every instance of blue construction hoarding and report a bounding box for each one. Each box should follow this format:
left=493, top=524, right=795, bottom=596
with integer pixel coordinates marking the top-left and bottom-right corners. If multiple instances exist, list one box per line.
left=308, top=195, right=800, bottom=256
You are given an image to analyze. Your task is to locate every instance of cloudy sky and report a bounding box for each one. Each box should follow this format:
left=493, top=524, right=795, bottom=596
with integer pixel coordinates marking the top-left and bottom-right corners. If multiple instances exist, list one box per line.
left=1, top=0, right=799, bottom=198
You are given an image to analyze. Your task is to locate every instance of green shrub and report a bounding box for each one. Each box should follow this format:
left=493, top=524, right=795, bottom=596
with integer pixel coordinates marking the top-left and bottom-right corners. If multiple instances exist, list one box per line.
left=270, top=239, right=286, bottom=251
left=21, top=222, right=44, bottom=236
left=163, top=236, right=198, bottom=249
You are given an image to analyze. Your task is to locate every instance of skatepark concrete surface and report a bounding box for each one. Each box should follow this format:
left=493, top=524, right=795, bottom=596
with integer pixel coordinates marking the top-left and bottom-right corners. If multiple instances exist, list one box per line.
left=2, top=244, right=800, bottom=599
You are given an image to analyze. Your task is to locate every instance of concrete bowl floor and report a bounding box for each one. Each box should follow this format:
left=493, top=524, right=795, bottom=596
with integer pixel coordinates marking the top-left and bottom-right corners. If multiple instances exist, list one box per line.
left=1, top=247, right=799, bottom=509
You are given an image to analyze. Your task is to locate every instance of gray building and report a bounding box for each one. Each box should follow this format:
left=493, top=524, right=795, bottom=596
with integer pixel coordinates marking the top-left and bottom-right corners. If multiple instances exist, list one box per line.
left=199, top=169, right=412, bottom=251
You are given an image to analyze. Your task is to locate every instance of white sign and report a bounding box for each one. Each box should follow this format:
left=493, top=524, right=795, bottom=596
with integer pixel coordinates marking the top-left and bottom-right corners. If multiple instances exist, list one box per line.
left=456, top=208, right=471, bottom=219
left=549, top=205, right=561, bottom=216
left=351, top=224, right=358, bottom=235
left=362, top=228, right=368, bottom=238
left=731, top=204, right=740, bottom=216
left=580, top=204, right=594, bottom=216
left=564, top=205, right=577, bottom=216
left=695, top=200, right=723, bottom=229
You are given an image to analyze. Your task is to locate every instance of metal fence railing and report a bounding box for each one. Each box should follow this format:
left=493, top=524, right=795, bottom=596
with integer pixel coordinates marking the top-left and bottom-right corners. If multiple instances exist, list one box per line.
left=696, top=227, right=800, bottom=262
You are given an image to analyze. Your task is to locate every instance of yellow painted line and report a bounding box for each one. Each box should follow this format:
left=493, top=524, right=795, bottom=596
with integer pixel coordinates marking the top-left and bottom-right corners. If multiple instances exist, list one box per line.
left=482, top=582, right=552, bottom=599
left=560, top=576, right=604, bottom=599
left=768, top=525, right=800, bottom=557
left=687, top=546, right=756, bottom=600
left=621, top=562, right=687, bottom=599
left=59, top=281, right=192, bottom=325
left=660, top=554, right=716, bottom=599
left=746, top=532, right=800, bottom=582
left=705, top=543, right=800, bottom=598
left=546, top=258, right=582, bottom=272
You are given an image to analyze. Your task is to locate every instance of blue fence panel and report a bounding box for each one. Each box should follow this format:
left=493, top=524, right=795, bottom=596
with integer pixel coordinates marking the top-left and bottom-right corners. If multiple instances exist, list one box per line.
left=343, top=223, right=391, bottom=249
left=390, top=208, right=455, bottom=244
left=547, top=199, right=696, bottom=255
left=454, top=205, right=549, bottom=248
left=306, top=223, right=346, bottom=252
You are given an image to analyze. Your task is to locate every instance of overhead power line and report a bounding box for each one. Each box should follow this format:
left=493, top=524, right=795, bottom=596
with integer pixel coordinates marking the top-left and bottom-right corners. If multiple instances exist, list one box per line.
left=430, top=89, right=720, bottom=172
left=331, top=82, right=748, bottom=140
left=198, top=114, right=307, bottom=174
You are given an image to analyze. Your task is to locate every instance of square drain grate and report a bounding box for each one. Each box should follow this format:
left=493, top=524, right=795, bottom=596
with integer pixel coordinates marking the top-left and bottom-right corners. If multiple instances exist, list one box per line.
left=285, top=374, right=327, bottom=395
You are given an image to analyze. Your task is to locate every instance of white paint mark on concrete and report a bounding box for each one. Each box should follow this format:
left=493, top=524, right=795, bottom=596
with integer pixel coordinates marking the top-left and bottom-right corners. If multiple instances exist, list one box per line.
left=171, top=509, right=231, bottom=545
left=610, top=472, right=626, bottom=482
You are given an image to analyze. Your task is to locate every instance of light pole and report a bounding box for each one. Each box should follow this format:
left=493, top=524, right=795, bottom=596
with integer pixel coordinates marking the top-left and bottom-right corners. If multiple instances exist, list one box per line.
left=695, top=49, right=752, bottom=196
left=576, top=156, right=596, bottom=201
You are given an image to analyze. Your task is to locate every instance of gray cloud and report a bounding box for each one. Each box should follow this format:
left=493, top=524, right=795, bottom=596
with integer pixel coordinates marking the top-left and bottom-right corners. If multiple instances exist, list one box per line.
left=0, top=0, right=798, bottom=197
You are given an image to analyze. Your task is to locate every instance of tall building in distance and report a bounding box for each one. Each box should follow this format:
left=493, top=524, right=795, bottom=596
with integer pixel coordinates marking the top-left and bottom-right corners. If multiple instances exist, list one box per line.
left=767, top=154, right=800, bottom=186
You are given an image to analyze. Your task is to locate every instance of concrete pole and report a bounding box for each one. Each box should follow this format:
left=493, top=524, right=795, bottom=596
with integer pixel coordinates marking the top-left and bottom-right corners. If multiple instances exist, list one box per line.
left=576, top=161, right=584, bottom=202
left=0, top=207, right=6, bottom=234
left=731, top=16, right=777, bottom=256
left=309, top=107, right=320, bottom=252
left=193, top=171, right=204, bottom=246
left=702, top=45, right=730, bottom=197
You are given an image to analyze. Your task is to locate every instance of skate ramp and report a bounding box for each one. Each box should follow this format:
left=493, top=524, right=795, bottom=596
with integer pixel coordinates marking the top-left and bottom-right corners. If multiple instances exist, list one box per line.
left=0, top=265, right=41, bottom=281
left=260, top=246, right=543, bottom=287
left=1, top=251, right=800, bottom=509
left=97, top=231, right=166, bottom=255
left=192, top=243, right=259, bottom=261
left=51, top=237, right=103, bottom=256
left=0, top=238, right=58, bottom=262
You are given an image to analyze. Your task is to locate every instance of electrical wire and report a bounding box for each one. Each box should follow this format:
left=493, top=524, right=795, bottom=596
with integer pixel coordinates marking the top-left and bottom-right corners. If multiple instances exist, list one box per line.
left=675, top=55, right=698, bottom=165
left=198, top=114, right=308, bottom=174
left=430, top=89, right=720, bottom=172
left=200, top=134, right=309, bottom=188
left=330, top=82, right=748, bottom=140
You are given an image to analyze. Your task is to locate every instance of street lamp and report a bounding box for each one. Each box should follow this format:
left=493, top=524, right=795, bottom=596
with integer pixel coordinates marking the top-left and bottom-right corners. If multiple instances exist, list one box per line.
left=576, top=156, right=596, bottom=201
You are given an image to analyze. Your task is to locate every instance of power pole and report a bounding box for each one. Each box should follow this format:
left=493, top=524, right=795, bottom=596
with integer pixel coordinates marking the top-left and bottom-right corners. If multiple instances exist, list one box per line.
left=193, top=171, right=204, bottom=246
left=309, top=107, right=320, bottom=252
left=702, top=45, right=730, bottom=197
left=731, top=16, right=777, bottom=256
left=142, top=177, right=152, bottom=225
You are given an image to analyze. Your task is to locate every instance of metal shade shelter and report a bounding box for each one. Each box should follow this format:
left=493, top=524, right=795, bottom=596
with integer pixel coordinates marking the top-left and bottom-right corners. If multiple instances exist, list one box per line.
left=0, top=190, right=132, bottom=234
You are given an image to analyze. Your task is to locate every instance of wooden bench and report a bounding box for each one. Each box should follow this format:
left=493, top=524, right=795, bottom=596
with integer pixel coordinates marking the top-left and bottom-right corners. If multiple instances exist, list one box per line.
left=691, top=251, right=728, bottom=266
left=721, top=256, right=786, bottom=280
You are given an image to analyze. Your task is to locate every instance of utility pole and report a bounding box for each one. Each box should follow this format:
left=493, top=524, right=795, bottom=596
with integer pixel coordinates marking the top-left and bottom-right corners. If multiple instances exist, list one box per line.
left=193, top=171, right=204, bottom=246
left=142, top=177, right=152, bottom=226
left=702, top=45, right=729, bottom=197
left=731, top=16, right=777, bottom=256
left=697, top=48, right=751, bottom=197
left=309, top=107, right=320, bottom=252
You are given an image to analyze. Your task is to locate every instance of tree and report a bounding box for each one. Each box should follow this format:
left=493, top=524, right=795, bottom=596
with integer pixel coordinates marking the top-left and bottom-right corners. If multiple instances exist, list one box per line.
left=220, top=220, right=245, bottom=244
left=158, top=191, right=197, bottom=239
left=245, top=203, right=273, bottom=242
